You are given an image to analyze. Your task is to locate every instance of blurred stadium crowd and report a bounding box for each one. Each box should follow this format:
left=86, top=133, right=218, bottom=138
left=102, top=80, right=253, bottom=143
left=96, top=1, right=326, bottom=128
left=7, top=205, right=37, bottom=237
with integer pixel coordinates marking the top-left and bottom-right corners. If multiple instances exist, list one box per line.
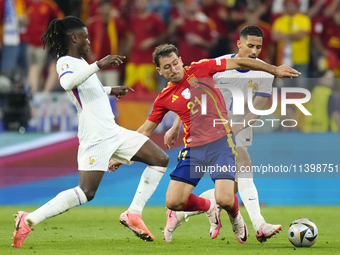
left=0, top=0, right=339, bottom=133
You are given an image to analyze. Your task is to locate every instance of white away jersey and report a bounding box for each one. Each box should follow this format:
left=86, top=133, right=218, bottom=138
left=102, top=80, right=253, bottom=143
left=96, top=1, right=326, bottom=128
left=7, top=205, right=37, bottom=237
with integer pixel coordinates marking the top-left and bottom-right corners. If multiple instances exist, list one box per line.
left=57, top=56, right=119, bottom=143
left=213, top=54, right=274, bottom=122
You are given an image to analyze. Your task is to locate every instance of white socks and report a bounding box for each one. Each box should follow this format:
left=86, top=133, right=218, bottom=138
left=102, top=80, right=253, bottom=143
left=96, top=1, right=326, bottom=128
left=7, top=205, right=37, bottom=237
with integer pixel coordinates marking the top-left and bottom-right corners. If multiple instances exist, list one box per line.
left=128, top=166, right=166, bottom=215
left=25, top=186, right=88, bottom=228
left=237, top=176, right=264, bottom=231
left=24, top=165, right=166, bottom=228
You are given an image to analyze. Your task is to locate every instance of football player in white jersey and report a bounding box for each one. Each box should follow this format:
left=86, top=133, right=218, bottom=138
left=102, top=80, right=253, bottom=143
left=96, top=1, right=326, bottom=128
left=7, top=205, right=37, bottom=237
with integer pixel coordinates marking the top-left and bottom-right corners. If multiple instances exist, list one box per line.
left=12, top=16, right=169, bottom=248
left=163, top=25, right=282, bottom=243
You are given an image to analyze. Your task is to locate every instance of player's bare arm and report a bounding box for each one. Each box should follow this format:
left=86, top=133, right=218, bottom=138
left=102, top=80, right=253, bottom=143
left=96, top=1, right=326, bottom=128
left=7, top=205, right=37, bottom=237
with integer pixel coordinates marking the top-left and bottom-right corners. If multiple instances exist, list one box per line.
left=109, top=86, right=134, bottom=99
left=164, top=115, right=181, bottom=149
left=96, top=55, right=126, bottom=69
left=232, top=96, right=269, bottom=136
left=225, top=58, right=301, bottom=78
left=137, top=120, right=159, bottom=137
left=108, top=159, right=122, bottom=173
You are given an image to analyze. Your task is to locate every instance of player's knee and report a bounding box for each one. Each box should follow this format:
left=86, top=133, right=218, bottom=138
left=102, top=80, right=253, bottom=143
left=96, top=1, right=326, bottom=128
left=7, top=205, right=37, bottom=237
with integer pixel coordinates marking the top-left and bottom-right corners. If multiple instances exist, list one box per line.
left=153, top=151, right=169, bottom=167
left=165, top=197, right=185, bottom=211
left=82, top=189, right=96, bottom=202
left=159, top=152, right=169, bottom=167
left=215, top=195, right=234, bottom=210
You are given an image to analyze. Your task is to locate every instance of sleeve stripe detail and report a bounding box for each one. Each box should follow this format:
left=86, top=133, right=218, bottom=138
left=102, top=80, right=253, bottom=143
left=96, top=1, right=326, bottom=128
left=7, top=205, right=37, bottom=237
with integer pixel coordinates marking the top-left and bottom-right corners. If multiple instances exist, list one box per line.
left=73, top=188, right=82, bottom=205
left=256, top=92, right=271, bottom=97
left=59, top=71, right=74, bottom=81
left=72, top=88, right=83, bottom=109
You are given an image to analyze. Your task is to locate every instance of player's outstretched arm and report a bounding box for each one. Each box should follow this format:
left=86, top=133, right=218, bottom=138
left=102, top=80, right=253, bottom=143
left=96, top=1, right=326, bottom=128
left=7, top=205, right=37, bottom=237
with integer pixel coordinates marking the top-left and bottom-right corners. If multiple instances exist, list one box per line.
left=225, top=58, right=301, bottom=78
left=164, top=115, right=181, bottom=149
left=108, top=86, right=134, bottom=99
left=137, top=120, right=159, bottom=138
left=96, top=55, right=126, bottom=69
left=60, top=55, right=126, bottom=90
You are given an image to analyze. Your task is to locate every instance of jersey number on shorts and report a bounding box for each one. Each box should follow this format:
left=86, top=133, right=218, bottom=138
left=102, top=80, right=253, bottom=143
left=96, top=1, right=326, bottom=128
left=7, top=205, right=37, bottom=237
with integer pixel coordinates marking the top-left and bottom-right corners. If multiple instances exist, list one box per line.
left=178, top=149, right=188, bottom=160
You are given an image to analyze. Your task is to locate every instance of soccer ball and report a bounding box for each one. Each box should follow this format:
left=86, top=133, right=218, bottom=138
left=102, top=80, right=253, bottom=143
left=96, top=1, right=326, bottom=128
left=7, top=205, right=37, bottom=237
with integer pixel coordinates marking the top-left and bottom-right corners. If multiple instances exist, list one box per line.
left=287, top=218, right=318, bottom=247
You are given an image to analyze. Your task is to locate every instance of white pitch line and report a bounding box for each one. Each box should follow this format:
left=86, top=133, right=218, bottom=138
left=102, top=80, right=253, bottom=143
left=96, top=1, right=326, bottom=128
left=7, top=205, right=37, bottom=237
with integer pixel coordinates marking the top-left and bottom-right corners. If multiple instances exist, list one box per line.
left=0, top=132, right=77, bottom=157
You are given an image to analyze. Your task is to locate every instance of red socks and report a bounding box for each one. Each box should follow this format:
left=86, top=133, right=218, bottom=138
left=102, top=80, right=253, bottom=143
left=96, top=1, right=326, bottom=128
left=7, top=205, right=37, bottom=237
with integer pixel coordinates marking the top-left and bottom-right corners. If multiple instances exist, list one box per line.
left=181, top=193, right=211, bottom=212
left=180, top=193, right=239, bottom=216
left=227, top=194, right=239, bottom=218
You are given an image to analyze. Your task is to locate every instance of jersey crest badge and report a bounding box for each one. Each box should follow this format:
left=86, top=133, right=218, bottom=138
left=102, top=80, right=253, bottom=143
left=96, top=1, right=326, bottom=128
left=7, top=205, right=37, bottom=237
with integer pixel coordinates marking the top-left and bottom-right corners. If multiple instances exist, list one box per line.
left=61, top=64, right=69, bottom=71
left=181, top=88, right=191, bottom=99
left=186, top=74, right=198, bottom=87
left=89, top=157, right=94, bottom=164
left=248, top=80, right=258, bottom=91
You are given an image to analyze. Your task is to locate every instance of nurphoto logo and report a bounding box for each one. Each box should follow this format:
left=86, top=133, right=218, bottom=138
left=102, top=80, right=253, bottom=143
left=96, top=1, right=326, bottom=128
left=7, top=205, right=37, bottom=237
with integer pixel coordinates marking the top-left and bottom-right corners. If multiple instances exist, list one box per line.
left=201, top=85, right=312, bottom=128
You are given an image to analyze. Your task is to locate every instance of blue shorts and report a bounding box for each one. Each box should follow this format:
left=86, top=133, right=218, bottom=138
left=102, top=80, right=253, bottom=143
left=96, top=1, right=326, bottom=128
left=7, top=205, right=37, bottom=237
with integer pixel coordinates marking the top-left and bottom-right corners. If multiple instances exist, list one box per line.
left=170, top=134, right=238, bottom=187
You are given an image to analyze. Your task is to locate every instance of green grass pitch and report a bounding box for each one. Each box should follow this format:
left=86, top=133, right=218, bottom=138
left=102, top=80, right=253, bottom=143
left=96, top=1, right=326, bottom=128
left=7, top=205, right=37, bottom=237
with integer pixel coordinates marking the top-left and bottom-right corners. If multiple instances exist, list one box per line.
left=1, top=206, right=339, bottom=255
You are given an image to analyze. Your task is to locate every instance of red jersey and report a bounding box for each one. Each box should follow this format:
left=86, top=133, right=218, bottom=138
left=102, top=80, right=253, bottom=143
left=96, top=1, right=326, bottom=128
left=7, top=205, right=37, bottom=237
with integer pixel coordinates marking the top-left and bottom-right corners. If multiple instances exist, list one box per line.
left=148, top=59, right=232, bottom=147
left=27, top=0, right=63, bottom=46
left=129, top=13, right=166, bottom=64
left=177, top=18, right=216, bottom=65
left=313, top=17, right=340, bottom=57
left=0, top=0, right=3, bottom=23
left=169, top=3, right=181, bottom=20
left=87, top=15, right=128, bottom=70
left=203, top=3, right=229, bottom=36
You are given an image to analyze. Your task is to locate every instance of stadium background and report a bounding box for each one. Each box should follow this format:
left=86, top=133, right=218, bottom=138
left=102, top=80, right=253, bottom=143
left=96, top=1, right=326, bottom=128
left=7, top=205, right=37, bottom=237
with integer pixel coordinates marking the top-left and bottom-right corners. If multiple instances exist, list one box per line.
left=0, top=0, right=340, bottom=210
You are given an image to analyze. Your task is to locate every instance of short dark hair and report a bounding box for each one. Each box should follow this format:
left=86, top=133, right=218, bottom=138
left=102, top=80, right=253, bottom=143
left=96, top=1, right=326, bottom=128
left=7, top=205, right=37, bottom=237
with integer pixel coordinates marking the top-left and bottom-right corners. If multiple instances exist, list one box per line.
left=239, top=25, right=263, bottom=39
left=153, top=44, right=179, bottom=67
left=41, top=16, right=86, bottom=59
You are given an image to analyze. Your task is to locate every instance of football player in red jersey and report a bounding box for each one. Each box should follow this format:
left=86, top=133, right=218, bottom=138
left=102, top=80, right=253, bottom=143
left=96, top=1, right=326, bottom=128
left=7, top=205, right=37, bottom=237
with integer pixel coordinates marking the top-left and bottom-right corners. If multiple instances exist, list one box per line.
left=163, top=25, right=283, bottom=243
left=135, top=44, right=299, bottom=242
left=109, top=44, right=299, bottom=242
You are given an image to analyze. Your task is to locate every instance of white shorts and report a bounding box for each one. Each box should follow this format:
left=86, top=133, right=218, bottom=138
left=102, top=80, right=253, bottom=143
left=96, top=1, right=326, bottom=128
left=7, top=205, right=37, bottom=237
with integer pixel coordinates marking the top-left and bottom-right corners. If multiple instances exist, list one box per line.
left=235, top=126, right=252, bottom=148
left=234, top=127, right=253, bottom=182
left=78, top=126, right=149, bottom=171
